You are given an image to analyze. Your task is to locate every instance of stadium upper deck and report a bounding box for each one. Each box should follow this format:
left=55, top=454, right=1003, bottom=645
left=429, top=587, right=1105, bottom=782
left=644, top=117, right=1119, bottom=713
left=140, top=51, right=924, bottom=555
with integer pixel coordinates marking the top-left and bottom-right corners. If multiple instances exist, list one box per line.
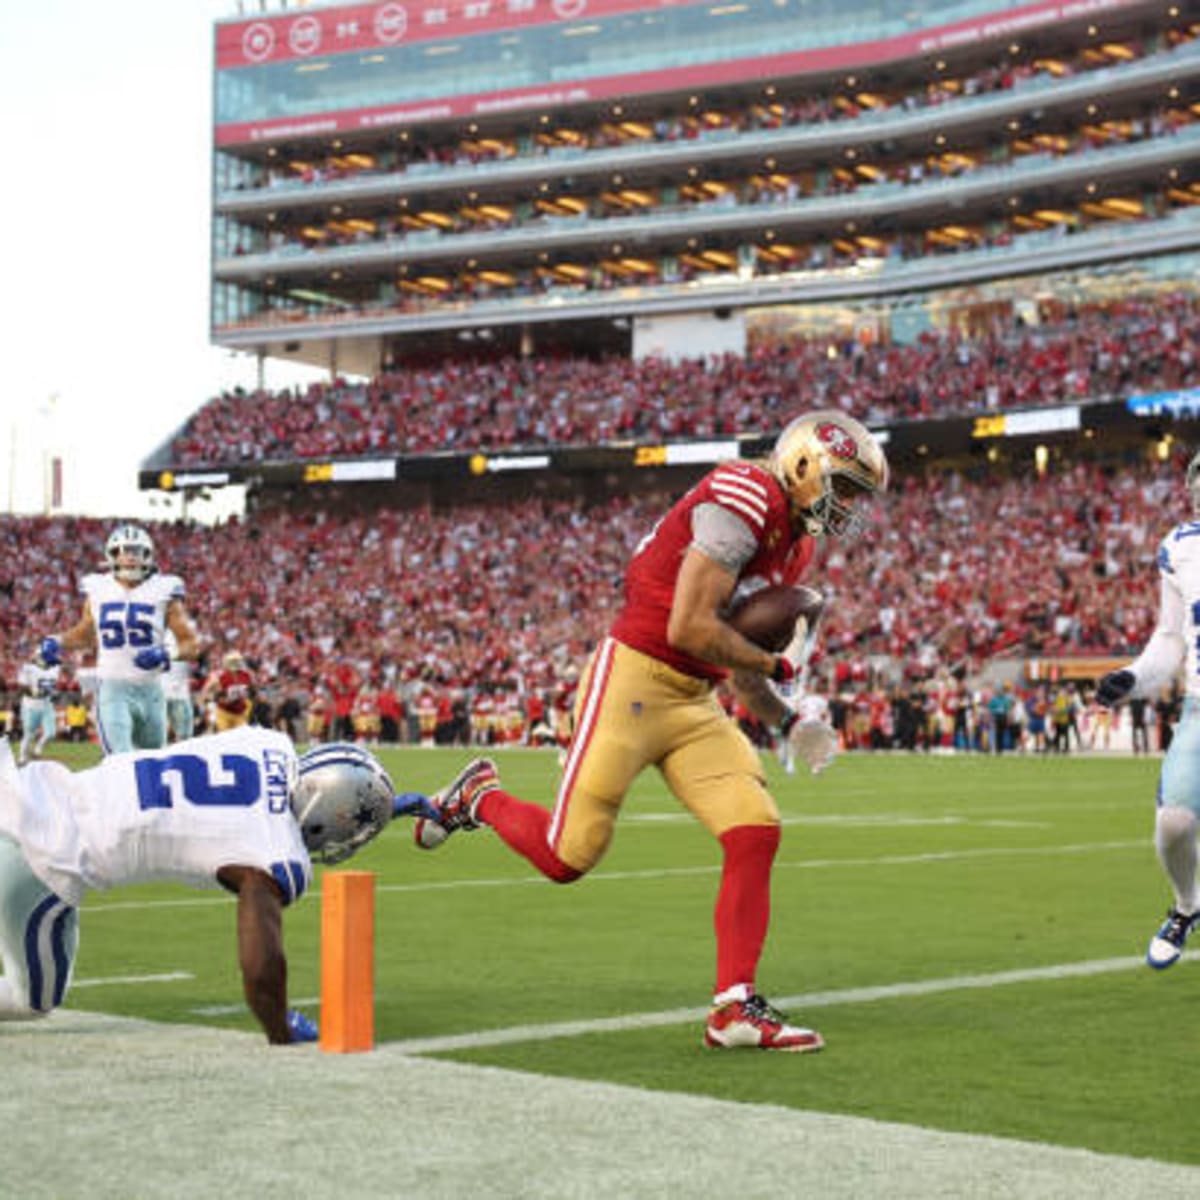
left=210, top=0, right=1200, bottom=375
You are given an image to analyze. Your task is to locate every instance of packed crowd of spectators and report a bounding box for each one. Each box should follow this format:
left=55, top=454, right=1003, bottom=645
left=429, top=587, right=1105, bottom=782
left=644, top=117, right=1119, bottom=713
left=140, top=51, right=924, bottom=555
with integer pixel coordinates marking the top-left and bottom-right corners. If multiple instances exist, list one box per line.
left=213, top=27, right=1198, bottom=336
left=175, top=291, right=1200, bottom=465
left=0, top=450, right=1181, bottom=748
left=228, top=97, right=1194, bottom=259
left=223, top=31, right=1185, bottom=194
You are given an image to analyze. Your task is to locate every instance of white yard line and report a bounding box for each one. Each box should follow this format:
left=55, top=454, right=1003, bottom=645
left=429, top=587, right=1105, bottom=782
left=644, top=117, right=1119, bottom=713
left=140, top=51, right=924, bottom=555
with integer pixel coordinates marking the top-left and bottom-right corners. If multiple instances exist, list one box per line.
left=71, top=971, right=194, bottom=988
left=190, top=995, right=319, bottom=1017
left=183, top=953, right=1178, bottom=1052
left=79, top=838, right=1145, bottom=914
left=392, top=953, right=1179, bottom=1055
left=629, top=812, right=1050, bottom=827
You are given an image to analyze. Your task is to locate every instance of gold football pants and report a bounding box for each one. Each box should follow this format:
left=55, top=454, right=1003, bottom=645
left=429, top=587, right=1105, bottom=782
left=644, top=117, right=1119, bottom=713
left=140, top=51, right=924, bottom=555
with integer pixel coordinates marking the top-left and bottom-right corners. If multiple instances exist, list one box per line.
left=550, top=638, right=778, bottom=872
left=214, top=707, right=251, bottom=733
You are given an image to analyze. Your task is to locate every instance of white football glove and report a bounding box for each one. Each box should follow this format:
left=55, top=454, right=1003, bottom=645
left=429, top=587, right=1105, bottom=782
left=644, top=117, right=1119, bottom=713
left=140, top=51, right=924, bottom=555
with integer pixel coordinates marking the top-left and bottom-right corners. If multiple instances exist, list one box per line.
left=785, top=716, right=838, bottom=776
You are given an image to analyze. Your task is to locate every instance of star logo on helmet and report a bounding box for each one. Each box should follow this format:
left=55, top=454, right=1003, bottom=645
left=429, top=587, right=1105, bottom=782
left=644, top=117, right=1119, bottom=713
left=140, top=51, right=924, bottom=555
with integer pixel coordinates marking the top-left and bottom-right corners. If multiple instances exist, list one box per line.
left=353, top=801, right=377, bottom=829
left=815, top=422, right=857, bottom=460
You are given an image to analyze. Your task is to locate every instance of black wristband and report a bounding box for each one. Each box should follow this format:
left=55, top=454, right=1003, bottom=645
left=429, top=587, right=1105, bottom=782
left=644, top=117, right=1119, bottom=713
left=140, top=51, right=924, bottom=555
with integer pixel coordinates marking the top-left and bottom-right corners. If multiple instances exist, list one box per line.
left=777, top=710, right=799, bottom=739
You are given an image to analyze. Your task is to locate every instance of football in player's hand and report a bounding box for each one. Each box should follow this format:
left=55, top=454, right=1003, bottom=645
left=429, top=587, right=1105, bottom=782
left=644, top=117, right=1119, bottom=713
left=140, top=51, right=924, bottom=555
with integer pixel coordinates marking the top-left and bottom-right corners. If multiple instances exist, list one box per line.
left=727, top=585, right=824, bottom=652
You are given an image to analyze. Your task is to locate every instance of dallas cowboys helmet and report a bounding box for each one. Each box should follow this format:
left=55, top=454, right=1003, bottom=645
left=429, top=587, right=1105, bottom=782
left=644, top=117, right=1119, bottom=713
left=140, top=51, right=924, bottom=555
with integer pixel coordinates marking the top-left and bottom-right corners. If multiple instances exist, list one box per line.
left=105, top=523, right=156, bottom=582
left=292, top=742, right=395, bottom=864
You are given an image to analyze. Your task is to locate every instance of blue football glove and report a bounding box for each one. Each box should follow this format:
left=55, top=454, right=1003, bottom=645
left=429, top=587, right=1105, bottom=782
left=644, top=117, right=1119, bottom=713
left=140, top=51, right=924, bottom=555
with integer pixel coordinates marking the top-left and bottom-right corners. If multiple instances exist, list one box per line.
left=133, top=645, right=171, bottom=672
left=38, top=637, right=62, bottom=668
left=286, top=1009, right=318, bottom=1044
left=1096, top=669, right=1135, bottom=708
left=393, top=792, right=439, bottom=821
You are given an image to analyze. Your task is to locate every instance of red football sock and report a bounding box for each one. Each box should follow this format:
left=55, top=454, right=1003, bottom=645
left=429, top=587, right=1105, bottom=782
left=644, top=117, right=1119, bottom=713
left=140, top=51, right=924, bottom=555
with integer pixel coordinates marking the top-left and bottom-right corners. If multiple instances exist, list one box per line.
left=476, top=789, right=582, bottom=884
left=714, top=824, right=781, bottom=995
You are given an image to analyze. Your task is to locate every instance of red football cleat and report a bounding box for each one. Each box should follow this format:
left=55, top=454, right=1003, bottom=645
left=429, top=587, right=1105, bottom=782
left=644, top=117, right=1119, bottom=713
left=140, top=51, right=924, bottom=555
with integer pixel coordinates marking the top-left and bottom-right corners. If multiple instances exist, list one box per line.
left=413, top=758, right=500, bottom=851
left=704, top=993, right=824, bottom=1052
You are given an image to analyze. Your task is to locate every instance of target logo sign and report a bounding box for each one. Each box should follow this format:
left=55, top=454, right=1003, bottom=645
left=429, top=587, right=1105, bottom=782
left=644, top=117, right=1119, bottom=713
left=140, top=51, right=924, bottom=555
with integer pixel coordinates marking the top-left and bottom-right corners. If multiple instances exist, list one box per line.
left=375, top=3, right=408, bottom=43
left=552, top=0, right=588, bottom=18
left=815, top=422, right=857, bottom=459
left=289, top=15, right=322, bottom=56
left=242, top=22, right=275, bottom=62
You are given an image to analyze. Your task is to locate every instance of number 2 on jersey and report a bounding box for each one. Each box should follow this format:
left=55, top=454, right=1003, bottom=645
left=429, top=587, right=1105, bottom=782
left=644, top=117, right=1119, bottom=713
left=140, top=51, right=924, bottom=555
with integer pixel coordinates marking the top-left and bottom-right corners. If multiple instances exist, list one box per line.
left=135, top=754, right=260, bottom=810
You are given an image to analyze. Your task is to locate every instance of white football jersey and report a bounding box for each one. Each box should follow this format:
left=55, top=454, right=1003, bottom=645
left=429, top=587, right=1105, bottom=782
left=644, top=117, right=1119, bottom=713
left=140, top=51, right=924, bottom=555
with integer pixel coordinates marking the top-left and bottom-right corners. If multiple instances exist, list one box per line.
left=161, top=630, right=192, bottom=702
left=81, top=571, right=185, bottom=682
left=1149, top=522, right=1200, bottom=698
left=0, top=727, right=311, bottom=908
left=18, top=661, right=59, bottom=700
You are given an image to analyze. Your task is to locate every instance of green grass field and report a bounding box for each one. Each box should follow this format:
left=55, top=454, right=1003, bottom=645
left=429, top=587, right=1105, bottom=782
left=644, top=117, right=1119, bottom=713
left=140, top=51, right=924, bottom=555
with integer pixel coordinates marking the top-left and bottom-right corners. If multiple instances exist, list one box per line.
left=45, top=742, right=1199, bottom=1167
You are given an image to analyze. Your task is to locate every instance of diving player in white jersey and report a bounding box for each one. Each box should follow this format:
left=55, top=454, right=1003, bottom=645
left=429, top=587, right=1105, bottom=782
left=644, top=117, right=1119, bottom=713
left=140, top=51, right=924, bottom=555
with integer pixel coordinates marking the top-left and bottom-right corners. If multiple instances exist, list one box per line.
left=1097, top=449, right=1200, bottom=970
left=38, top=523, right=199, bottom=755
left=0, top=728, right=434, bottom=1043
left=16, top=656, right=60, bottom=765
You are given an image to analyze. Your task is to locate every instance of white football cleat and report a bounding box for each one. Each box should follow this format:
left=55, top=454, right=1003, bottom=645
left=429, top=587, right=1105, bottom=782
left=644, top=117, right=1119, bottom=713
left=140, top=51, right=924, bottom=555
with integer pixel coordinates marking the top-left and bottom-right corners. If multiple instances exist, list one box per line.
left=1147, top=907, right=1200, bottom=969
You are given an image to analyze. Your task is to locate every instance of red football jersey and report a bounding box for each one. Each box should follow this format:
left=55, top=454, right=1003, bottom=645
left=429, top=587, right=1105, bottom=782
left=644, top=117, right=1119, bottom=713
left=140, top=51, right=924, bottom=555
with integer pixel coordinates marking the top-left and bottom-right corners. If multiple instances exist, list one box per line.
left=212, top=667, right=254, bottom=716
left=610, top=461, right=814, bottom=681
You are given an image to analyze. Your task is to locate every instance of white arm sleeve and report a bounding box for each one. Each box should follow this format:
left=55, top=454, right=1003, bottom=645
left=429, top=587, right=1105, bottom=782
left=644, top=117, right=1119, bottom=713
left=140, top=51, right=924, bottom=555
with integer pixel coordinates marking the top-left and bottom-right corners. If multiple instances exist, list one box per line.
left=1129, top=572, right=1186, bottom=696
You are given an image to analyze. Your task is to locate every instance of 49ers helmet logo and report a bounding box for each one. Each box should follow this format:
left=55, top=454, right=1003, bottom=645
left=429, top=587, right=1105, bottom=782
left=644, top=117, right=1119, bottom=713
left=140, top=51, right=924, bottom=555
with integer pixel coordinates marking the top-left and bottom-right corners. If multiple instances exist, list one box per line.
left=815, top=421, right=857, bottom=460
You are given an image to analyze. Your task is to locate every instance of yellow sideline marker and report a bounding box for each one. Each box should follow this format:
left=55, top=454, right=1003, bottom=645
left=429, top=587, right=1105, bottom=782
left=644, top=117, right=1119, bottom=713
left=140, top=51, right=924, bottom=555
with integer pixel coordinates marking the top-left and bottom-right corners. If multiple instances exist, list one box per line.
left=320, top=871, right=375, bottom=1053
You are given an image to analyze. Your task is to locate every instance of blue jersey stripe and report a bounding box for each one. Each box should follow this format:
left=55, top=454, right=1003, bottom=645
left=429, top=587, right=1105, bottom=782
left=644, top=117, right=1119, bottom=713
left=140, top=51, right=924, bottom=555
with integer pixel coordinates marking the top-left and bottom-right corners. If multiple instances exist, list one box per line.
left=50, top=905, right=74, bottom=1007
left=25, top=895, right=62, bottom=1012
left=287, top=860, right=306, bottom=902
left=270, top=860, right=307, bottom=906
left=271, top=861, right=296, bottom=905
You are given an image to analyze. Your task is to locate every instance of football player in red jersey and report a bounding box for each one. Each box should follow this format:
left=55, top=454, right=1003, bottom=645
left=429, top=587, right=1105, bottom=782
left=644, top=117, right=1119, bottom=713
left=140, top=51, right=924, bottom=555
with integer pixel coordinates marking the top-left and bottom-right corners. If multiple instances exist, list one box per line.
left=419, top=412, right=888, bottom=1051
left=201, top=650, right=257, bottom=733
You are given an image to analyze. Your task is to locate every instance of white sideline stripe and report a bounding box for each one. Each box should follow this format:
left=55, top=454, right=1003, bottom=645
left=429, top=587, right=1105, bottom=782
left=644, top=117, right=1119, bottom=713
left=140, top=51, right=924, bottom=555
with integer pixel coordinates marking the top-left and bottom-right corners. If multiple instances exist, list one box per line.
left=78, top=839, right=1145, bottom=913
left=71, top=971, right=194, bottom=989
left=393, top=953, right=1183, bottom=1055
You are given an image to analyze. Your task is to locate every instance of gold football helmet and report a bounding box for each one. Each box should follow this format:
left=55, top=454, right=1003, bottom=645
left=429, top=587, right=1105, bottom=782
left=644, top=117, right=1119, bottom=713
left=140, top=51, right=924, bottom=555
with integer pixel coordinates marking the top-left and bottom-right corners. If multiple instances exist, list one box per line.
left=768, top=411, right=889, bottom=538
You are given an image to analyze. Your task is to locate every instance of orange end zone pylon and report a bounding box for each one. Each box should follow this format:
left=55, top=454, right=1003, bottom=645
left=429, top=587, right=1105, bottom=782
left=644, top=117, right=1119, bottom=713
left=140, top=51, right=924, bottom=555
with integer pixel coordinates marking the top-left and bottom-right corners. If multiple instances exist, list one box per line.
left=319, top=870, right=376, bottom=1053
